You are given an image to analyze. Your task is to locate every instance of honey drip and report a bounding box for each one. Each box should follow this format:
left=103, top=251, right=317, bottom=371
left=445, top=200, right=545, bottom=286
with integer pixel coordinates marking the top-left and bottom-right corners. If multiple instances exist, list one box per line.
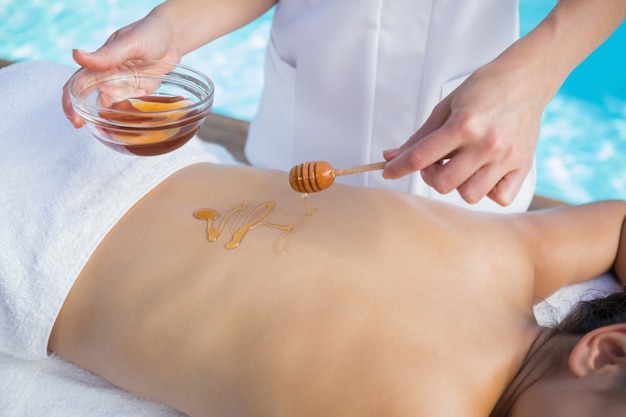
left=194, top=200, right=317, bottom=255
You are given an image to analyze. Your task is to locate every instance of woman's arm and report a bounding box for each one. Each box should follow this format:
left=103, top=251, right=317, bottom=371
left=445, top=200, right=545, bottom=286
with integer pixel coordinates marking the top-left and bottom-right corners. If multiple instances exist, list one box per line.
left=151, top=0, right=277, bottom=55
left=512, top=200, right=626, bottom=300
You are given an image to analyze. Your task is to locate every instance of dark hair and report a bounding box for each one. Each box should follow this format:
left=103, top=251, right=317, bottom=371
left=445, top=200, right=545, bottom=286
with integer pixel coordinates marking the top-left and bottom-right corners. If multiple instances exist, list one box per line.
left=555, top=286, right=626, bottom=335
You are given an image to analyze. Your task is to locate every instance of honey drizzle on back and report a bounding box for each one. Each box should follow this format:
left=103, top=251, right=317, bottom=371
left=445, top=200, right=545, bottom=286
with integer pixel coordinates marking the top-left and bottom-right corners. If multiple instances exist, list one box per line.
left=194, top=196, right=317, bottom=255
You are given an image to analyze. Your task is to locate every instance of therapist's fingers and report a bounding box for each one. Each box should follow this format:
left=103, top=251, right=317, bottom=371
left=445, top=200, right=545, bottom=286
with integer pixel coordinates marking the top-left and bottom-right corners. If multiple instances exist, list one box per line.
left=453, top=162, right=519, bottom=206
left=74, top=32, right=152, bottom=71
left=485, top=168, right=528, bottom=207
left=62, top=77, right=85, bottom=128
left=74, top=13, right=180, bottom=71
left=384, top=120, right=530, bottom=206
left=62, top=30, right=137, bottom=127
left=419, top=142, right=499, bottom=201
left=419, top=142, right=532, bottom=206
left=420, top=150, right=480, bottom=196
left=61, top=61, right=120, bottom=127
left=383, top=121, right=462, bottom=180
left=72, top=28, right=140, bottom=71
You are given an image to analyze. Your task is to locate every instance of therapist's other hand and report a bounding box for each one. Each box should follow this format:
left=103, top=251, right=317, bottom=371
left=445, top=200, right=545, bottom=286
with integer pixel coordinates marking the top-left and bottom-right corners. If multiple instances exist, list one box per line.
left=382, top=63, right=546, bottom=207
left=62, top=13, right=181, bottom=128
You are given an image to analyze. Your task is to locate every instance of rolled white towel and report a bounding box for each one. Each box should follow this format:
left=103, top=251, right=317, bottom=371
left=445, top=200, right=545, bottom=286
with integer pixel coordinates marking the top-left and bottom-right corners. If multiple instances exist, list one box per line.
left=0, top=60, right=236, bottom=417
left=0, top=60, right=235, bottom=360
left=0, top=351, right=185, bottom=417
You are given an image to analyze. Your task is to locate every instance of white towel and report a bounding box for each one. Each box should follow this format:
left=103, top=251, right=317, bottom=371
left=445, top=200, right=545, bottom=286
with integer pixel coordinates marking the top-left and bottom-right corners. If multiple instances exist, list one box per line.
left=1, top=352, right=185, bottom=417
left=0, top=60, right=235, bottom=360
left=0, top=60, right=236, bottom=416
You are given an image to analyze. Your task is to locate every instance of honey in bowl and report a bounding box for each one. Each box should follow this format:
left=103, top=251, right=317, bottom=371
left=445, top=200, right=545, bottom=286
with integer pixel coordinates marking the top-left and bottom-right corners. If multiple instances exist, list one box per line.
left=97, top=95, right=205, bottom=156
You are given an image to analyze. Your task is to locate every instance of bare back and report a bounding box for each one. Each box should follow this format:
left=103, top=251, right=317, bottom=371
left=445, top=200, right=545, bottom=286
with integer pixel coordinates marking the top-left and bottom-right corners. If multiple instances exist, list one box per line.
left=49, top=163, right=548, bottom=417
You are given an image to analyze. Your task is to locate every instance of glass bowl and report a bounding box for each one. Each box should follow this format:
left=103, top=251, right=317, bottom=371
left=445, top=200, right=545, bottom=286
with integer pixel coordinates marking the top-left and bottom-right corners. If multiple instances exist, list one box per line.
left=68, top=60, right=214, bottom=156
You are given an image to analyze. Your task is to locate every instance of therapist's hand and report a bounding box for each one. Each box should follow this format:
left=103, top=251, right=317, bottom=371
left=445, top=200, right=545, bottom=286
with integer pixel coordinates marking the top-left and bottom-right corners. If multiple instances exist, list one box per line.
left=382, top=61, right=547, bottom=207
left=62, top=13, right=182, bottom=128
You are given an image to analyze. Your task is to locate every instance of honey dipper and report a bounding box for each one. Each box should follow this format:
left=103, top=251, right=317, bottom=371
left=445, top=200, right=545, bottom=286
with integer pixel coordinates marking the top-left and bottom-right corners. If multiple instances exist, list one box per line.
left=289, top=161, right=387, bottom=193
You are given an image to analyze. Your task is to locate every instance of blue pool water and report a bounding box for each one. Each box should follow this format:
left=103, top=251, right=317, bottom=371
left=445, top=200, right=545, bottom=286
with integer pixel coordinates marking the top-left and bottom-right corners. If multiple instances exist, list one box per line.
left=1, top=0, right=624, bottom=204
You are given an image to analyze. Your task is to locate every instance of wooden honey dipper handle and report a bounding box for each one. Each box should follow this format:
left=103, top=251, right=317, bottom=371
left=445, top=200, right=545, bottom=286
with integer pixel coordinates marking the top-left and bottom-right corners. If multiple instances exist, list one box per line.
left=333, top=161, right=387, bottom=177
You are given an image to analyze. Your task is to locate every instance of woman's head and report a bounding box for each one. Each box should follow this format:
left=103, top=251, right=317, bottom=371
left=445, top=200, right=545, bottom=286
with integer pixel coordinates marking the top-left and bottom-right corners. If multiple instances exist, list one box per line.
left=494, top=287, right=626, bottom=417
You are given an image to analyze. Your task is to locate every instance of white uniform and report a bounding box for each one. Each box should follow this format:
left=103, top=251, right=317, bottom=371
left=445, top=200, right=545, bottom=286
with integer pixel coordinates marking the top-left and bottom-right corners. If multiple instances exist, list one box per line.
left=246, top=0, right=535, bottom=212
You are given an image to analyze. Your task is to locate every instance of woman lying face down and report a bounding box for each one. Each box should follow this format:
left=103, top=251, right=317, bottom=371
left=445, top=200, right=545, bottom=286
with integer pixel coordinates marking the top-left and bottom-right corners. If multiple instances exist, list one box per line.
left=45, top=162, right=626, bottom=417
left=3, top=60, right=624, bottom=417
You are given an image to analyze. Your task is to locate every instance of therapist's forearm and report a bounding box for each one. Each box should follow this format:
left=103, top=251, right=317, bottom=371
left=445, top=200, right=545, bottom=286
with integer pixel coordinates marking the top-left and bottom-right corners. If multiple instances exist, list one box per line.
left=499, top=0, right=626, bottom=104
left=150, top=0, right=277, bottom=55
left=543, top=0, right=626, bottom=76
